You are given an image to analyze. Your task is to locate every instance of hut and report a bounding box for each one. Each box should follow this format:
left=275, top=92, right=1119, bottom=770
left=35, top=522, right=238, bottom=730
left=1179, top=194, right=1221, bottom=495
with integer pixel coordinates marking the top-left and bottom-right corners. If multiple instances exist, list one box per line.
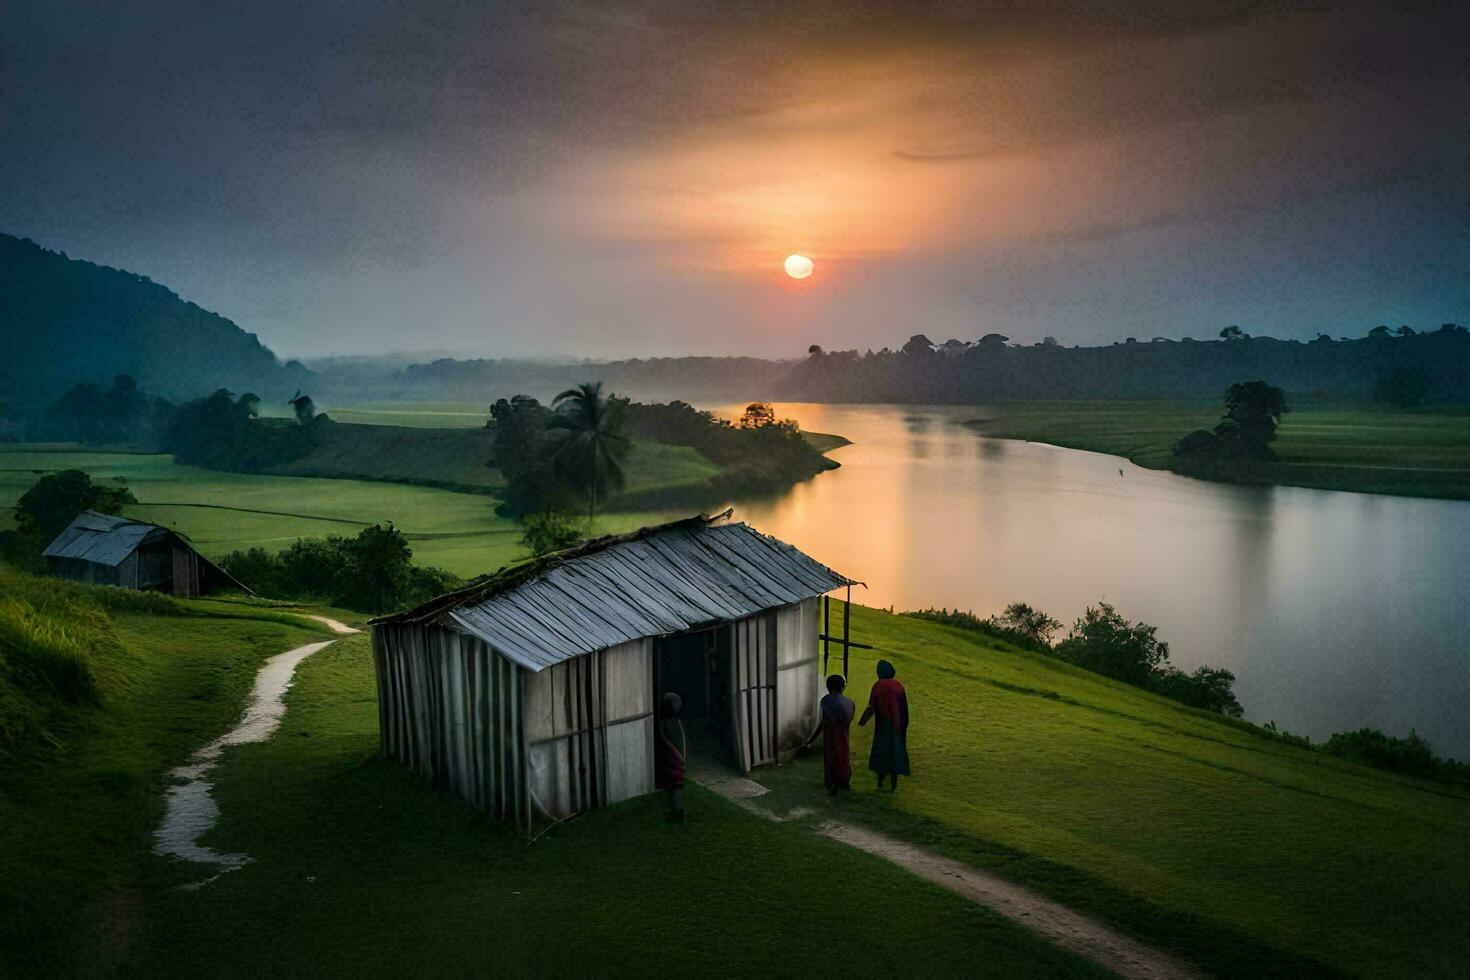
left=43, top=510, right=246, bottom=597
left=370, top=513, right=857, bottom=829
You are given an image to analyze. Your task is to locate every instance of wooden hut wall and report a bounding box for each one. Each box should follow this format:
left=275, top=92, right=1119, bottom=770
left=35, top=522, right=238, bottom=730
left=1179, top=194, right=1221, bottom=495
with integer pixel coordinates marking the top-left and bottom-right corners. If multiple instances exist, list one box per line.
left=372, top=623, right=528, bottom=825
left=169, top=544, right=202, bottom=597
left=523, top=637, right=653, bottom=821
left=774, top=597, right=821, bottom=758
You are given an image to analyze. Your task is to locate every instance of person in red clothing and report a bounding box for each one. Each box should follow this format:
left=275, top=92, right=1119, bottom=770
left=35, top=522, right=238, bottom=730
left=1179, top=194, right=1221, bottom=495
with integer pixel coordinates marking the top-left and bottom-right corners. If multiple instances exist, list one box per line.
left=858, top=659, right=910, bottom=792
left=820, top=674, right=855, bottom=795
left=655, top=691, right=686, bottom=821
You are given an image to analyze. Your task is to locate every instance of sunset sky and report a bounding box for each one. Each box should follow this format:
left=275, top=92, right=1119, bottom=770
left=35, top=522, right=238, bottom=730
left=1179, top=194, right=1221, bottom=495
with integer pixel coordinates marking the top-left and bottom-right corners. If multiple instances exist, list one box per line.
left=4, top=2, right=1467, bottom=358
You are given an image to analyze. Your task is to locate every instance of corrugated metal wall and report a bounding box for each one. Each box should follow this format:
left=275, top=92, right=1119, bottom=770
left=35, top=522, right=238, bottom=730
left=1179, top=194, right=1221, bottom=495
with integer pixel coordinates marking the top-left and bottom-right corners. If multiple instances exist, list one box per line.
left=374, top=623, right=529, bottom=827
left=775, top=598, right=821, bottom=758
left=373, top=599, right=820, bottom=828
left=524, top=638, right=653, bottom=820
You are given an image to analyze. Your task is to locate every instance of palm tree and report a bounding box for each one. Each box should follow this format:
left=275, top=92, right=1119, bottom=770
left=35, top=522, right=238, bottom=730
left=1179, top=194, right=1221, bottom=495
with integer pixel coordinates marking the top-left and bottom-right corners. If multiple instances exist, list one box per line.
left=548, top=382, right=630, bottom=532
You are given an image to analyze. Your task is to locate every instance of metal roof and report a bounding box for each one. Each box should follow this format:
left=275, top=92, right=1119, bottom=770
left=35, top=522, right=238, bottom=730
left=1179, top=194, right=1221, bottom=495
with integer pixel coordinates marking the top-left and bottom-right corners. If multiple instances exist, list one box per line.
left=376, top=514, right=855, bottom=672
left=43, top=510, right=168, bottom=566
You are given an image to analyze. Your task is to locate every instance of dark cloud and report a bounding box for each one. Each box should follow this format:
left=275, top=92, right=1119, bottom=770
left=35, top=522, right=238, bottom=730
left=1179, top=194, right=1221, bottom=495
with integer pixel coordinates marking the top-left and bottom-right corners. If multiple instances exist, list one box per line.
left=2, top=1, right=1466, bottom=357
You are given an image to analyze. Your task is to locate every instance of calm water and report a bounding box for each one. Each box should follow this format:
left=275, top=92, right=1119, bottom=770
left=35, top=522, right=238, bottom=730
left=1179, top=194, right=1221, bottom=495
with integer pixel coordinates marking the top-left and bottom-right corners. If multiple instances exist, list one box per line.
left=716, top=403, right=1470, bottom=756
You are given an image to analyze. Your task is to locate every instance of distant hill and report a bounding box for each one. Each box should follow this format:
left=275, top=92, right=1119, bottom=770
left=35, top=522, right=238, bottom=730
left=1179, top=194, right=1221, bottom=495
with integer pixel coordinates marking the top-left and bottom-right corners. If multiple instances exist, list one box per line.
left=0, top=233, right=313, bottom=406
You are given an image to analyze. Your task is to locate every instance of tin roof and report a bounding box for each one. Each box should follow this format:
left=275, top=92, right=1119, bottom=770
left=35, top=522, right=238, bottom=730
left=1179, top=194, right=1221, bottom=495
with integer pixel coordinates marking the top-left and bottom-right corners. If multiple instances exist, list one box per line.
left=375, top=512, right=856, bottom=672
left=43, top=510, right=169, bottom=566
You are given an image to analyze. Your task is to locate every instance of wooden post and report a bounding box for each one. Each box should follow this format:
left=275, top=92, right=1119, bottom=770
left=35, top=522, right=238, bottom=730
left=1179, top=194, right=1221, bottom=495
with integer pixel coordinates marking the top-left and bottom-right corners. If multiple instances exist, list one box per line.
left=842, top=584, right=852, bottom=678
left=823, top=595, right=831, bottom=674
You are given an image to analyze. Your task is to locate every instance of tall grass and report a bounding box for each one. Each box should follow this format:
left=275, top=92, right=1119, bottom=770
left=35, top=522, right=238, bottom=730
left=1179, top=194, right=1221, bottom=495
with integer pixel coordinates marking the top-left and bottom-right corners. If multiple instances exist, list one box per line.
left=0, top=569, right=141, bottom=758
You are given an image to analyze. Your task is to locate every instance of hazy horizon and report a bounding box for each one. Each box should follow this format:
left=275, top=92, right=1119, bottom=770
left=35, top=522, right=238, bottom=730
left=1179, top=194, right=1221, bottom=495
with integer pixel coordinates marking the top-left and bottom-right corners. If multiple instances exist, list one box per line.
left=5, top=2, right=1467, bottom=360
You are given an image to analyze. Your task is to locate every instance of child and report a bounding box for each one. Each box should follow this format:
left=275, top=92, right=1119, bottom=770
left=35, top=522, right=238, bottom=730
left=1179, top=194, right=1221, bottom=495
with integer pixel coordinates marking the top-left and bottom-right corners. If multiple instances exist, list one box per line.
left=820, top=674, right=855, bottom=795
left=655, top=691, right=686, bottom=821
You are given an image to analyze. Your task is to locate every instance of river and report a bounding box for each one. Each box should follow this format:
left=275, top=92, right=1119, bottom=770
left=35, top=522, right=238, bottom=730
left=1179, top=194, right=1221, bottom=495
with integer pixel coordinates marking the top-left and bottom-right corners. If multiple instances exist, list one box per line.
left=717, top=403, right=1470, bottom=756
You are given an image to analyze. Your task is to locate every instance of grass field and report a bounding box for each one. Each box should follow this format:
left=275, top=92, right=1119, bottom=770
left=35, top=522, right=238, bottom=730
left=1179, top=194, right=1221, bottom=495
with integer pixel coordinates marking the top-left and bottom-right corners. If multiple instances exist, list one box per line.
left=0, top=446, right=690, bottom=576
left=0, top=574, right=1100, bottom=978
left=968, top=400, right=1470, bottom=498
left=6, top=574, right=1468, bottom=975
left=756, top=606, right=1470, bottom=978
left=0, top=574, right=337, bottom=974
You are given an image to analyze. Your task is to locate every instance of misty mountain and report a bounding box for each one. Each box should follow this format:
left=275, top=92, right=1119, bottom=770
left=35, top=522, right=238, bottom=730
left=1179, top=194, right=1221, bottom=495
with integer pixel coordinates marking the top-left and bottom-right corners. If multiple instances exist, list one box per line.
left=0, top=234, right=313, bottom=406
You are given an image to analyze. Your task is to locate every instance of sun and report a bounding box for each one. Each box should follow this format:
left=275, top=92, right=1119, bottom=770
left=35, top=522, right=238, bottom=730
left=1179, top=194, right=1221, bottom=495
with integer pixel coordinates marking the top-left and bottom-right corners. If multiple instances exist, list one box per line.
left=784, top=253, right=814, bottom=279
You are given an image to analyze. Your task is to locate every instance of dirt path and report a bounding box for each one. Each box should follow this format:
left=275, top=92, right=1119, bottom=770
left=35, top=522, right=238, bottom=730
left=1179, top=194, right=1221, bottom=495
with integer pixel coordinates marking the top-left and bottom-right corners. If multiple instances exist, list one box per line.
left=152, top=616, right=358, bottom=885
left=696, top=775, right=1204, bottom=980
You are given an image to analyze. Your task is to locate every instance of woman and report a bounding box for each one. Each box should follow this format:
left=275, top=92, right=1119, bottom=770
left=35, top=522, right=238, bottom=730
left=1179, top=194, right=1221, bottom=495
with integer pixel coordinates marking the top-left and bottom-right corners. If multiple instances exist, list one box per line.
left=655, top=692, right=686, bottom=821
left=820, top=674, right=855, bottom=795
left=858, top=659, right=910, bottom=791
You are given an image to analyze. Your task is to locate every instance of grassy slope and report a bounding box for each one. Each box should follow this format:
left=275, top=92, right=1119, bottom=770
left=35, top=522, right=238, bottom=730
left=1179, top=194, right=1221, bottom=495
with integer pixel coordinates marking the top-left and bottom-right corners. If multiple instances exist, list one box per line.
left=757, top=607, right=1470, bottom=978
left=968, top=400, right=1470, bottom=498
left=0, top=576, right=332, bottom=975
left=46, top=627, right=1100, bottom=979
left=265, top=420, right=721, bottom=499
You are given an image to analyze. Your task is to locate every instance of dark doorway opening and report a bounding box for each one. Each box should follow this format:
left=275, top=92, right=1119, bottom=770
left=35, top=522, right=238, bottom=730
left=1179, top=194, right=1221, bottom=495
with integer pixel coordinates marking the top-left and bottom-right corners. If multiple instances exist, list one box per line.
left=654, top=625, right=736, bottom=771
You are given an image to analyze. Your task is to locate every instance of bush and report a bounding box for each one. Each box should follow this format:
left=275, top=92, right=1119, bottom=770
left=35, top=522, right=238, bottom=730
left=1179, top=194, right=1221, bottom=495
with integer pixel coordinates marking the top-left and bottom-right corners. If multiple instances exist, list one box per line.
left=218, top=526, right=463, bottom=613
left=1053, top=603, right=1170, bottom=687
left=1321, top=728, right=1469, bottom=783
left=521, top=510, right=585, bottom=557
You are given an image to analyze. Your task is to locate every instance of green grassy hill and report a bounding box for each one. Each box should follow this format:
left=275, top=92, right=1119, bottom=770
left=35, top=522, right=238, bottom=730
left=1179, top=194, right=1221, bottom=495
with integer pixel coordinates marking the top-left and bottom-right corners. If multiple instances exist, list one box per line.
left=0, top=569, right=1097, bottom=978
left=968, top=400, right=1470, bottom=498
left=759, top=607, right=1470, bottom=977
left=5, top=569, right=1465, bottom=975
left=259, top=418, right=719, bottom=500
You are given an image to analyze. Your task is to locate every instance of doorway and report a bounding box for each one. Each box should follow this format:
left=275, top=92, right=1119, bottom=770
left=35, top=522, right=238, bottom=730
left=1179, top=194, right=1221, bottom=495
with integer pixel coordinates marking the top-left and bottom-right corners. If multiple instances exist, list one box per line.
left=653, top=625, right=736, bottom=771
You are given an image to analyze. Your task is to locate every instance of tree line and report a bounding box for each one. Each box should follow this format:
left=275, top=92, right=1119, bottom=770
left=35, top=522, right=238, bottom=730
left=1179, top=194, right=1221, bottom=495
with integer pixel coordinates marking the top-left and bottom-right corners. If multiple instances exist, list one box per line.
left=782, top=325, right=1470, bottom=403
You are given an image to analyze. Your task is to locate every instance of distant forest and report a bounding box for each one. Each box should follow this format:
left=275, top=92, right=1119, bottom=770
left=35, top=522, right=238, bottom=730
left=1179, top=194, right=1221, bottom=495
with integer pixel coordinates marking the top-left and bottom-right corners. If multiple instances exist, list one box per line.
left=777, top=329, right=1470, bottom=404
left=0, top=234, right=312, bottom=406
left=5, top=230, right=1467, bottom=411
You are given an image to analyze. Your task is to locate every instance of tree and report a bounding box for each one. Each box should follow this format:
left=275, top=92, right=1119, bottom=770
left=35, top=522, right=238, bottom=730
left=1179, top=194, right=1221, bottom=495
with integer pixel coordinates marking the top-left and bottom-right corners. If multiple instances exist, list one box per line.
left=901, top=334, right=935, bottom=356
left=1395, top=325, right=1417, bottom=337
left=808, top=344, right=824, bottom=355
left=1368, top=325, right=1392, bottom=339
left=1219, top=325, right=1246, bottom=341
left=15, top=469, right=137, bottom=540
left=1042, top=336, right=1059, bottom=346
left=1374, top=367, right=1429, bottom=408
left=289, top=391, right=316, bottom=424
left=1053, top=603, right=1170, bottom=687
left=548, top=381, right=631, bottom=531
left=345, top=523, right=412, bottom=614
left=990, top=602, right=1062, bottom=646
left=1187, top=380, right=1289, bottom=460
left=738, top=402, right=778, bottom=429
left=521, top=509, right=585, bottom=557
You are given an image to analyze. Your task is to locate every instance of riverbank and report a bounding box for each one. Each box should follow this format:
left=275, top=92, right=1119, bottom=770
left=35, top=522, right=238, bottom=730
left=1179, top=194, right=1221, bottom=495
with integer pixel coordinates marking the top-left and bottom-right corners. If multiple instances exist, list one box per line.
left=965, top=400, right=1470, bottom=499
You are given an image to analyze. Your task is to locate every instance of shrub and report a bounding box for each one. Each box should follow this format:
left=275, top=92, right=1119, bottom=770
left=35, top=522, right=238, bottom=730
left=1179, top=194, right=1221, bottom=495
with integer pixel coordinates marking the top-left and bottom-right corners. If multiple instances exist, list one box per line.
left=1321, top=728, right=1469, bottom=783
left=1053, top=603, right=1170, bottom=687
left=218, top=526, right=463, bottom=613
left=521, top=510, right=585, bottom=557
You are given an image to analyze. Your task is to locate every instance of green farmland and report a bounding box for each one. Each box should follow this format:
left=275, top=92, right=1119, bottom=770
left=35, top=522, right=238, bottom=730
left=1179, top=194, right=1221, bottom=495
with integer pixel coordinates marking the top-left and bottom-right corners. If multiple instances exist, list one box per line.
left=968, top=400, right=1470, bottom=498
left=0, top=446, right=687, bottom=576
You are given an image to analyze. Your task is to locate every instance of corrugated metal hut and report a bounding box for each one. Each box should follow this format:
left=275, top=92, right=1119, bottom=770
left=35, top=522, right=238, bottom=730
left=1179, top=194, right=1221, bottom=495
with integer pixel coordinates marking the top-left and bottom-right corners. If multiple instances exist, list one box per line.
left=43, top=510, right=246, bottom=597
left=370, top=513, right=856, bottom=829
